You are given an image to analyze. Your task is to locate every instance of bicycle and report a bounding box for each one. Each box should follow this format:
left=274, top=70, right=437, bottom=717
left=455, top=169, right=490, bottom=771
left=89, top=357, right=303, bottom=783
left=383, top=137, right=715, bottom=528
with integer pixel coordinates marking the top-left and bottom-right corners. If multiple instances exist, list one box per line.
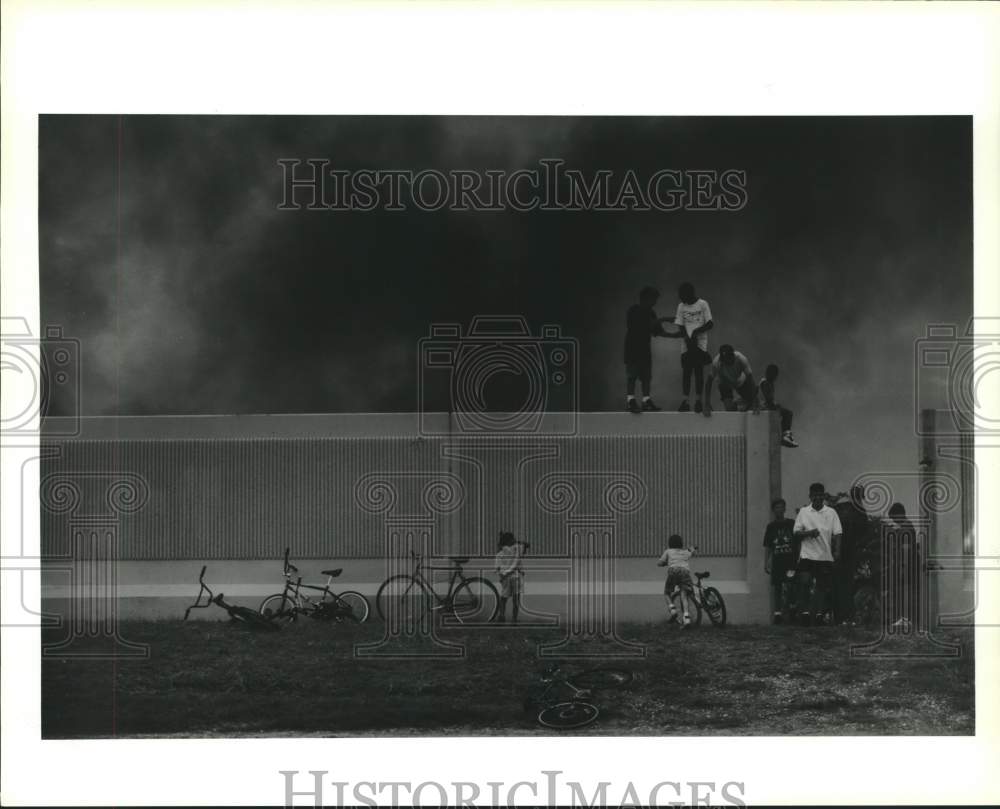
left=375, top=551, right=499, bottom=627
left=522, top=666, right=634, bottom=730
left=184, top=565, right=280, bottom=631
left=666, top=570, right=727, bottom=627
left=258, top=548, right=371, bottom=624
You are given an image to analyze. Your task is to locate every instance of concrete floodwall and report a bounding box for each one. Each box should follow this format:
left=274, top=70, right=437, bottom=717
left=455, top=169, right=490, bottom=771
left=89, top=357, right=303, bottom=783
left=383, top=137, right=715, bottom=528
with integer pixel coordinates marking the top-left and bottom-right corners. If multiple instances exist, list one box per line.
left=39, top=411, right=780, bottom=624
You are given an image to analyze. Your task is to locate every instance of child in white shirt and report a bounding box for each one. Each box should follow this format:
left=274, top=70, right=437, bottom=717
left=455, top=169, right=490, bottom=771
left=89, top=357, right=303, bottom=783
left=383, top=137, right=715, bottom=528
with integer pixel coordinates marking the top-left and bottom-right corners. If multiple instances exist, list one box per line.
left=495, top=531, right=528, bottom=624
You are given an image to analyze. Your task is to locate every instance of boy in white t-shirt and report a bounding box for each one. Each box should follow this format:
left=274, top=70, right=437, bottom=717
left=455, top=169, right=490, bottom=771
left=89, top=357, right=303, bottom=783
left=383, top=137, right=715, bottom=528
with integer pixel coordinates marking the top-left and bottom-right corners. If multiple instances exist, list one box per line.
left=673, top=282, right=714, bottom=413
left=657, top=533, right=699, bottom=627
left=792, top=482, right=843, bottom=626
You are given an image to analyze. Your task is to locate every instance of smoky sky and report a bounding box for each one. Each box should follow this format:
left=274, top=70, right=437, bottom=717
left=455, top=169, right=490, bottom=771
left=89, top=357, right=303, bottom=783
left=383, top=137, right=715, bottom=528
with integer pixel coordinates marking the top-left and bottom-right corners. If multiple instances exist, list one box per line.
left=39, top=115, right=972, bottom=506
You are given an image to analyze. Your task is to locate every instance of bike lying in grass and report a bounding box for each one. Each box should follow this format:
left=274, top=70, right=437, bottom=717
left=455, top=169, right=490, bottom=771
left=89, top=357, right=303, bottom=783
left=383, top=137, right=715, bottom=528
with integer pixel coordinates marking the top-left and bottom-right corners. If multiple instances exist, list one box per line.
left=184, top=566, right=280, bottom=631
left=375, top=550, right=499, bottom=627
left=666, top=570, right=727, bottom=627
left=258, top=548, right=370, bottom=624
left=522, top=666, right=634, bottom=730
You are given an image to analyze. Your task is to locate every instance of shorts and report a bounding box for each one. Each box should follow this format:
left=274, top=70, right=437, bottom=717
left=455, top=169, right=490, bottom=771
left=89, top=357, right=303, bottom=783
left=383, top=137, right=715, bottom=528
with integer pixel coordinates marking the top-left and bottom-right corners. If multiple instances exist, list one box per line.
left=770, top=560, right=797, bottom=586
left=681, top=347, right=712, bottom=368
left=626, top=359, right=652, bottom=382
left=664, top=567, right=693, bottom=595
left=500, top=573, right=523, bottom=598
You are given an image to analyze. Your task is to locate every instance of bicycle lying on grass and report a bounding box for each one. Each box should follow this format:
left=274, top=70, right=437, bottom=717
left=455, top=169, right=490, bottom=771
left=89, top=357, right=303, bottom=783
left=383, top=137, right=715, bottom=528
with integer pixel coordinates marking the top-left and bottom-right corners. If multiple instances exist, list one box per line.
left=259, top=548, right=370, bottom=624
left=522, top=666, right=634, bottom=730
left=667, top=570, right=728, bottom=627
left=375, top=551, right=499, bottom=627
left=184, top=566, right=280, bottom=631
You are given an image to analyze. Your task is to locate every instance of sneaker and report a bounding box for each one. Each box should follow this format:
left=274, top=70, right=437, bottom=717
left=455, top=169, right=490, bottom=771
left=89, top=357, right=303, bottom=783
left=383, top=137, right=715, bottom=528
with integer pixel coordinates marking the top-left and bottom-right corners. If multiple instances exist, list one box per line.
left=782, top=431, right=799, bottom=448
left=642, top=398, right=662, bottom=412
left=627, top=399, right=642, bottom=414
left=678, top=399, right=691, bottom=412
left=694, top=400, right=703, bottom=414
left=667, top=611, right=678, bottom=624
left=681, top=615, right=692, bottom=629
left=892, top=617, right=912, bottom=629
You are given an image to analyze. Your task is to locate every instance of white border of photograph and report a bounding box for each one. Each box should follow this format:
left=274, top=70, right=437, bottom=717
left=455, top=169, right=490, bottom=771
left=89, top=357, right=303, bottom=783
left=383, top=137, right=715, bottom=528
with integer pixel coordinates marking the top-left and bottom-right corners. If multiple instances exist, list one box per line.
left=2, top=1, right=998, bottom=806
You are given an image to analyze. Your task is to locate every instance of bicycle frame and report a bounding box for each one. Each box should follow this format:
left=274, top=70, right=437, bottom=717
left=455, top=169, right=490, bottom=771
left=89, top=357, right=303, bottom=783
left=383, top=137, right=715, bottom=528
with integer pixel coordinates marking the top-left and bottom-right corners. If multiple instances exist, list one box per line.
left=271, top=549, right=355, bottom=615
left=406, top=552, right=469, bottom=607
left=536, top=668, right=592, bottom=703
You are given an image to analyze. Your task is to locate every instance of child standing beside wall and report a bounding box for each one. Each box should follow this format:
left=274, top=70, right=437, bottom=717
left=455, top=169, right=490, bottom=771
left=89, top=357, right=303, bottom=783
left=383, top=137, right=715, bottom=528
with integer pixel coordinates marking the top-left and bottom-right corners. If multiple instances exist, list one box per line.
left=495, top=531, right=528, bottom=624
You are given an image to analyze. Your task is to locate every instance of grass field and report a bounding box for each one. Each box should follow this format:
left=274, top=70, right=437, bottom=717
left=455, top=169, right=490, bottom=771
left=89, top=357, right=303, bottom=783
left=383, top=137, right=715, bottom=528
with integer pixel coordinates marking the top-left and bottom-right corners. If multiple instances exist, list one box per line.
left=42, top=620, right=974, bottom=738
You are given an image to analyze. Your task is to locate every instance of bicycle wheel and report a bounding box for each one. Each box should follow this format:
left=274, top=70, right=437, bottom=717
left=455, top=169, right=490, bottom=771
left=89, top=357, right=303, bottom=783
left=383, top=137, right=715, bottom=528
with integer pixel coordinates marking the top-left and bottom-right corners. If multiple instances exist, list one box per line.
left=449, top=576, right=500, bottom=625
left=537, top=701, right=599, bottom=730
left=702, top=587, right=727, bottom=626
left=375, top=575, right=428, bottom=628
left=853, top=585, right=882, bottom=628
left=573, top=668, right=634, bottom=690
left=259, top=593, right=298, bottom=623
left=332, top=590, right=370, bottom=623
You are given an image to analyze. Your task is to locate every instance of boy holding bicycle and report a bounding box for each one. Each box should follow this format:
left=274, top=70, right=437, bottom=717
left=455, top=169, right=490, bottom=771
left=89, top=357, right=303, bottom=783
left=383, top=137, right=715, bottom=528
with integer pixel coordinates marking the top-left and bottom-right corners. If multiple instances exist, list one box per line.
left=495, top=531, right=528, bottom=624
left=657, top=534, right=698, bottom=627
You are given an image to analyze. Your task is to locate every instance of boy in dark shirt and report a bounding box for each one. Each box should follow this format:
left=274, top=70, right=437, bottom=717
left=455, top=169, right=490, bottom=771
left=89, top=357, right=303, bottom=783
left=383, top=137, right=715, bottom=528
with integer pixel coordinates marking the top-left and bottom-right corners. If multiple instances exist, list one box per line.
left=759, top=364, right=798, bottom=448
left=624, top=286, right=676, bottom=413
left=763, top=498, right=798, bottom=623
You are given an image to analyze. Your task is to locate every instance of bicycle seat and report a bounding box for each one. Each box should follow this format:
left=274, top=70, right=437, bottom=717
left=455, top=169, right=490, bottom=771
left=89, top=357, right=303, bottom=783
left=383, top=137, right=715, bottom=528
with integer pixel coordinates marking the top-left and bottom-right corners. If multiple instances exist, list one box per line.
left=321, top=568, right=342, bottom=578
left=695, top=571, right=710, bottom=579
left=448, top=556, right=470, bottom=564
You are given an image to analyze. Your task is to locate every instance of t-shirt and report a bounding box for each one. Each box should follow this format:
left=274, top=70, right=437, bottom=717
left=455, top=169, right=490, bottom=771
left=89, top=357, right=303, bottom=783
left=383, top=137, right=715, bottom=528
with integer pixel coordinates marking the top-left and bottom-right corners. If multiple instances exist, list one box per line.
left=708, top=351, right=753, bottom=388
left=624, top=303, right=666, bottom=363
left=495, top=542, right=526, bottom=577
left=793, top=504, right=843, bottom=562
left=674, top=299, right=713, bottom=352
left=658, top=547, right=694, bottom=569
left=758, top=378, right=777, bottom=408
left=763, top=518, right=797, bottom=567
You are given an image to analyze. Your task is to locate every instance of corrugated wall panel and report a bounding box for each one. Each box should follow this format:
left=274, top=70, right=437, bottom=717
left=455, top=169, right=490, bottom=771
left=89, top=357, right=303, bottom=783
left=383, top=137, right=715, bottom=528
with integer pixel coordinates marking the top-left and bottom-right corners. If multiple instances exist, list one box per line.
left=41, top=433, right=747, bottom=560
